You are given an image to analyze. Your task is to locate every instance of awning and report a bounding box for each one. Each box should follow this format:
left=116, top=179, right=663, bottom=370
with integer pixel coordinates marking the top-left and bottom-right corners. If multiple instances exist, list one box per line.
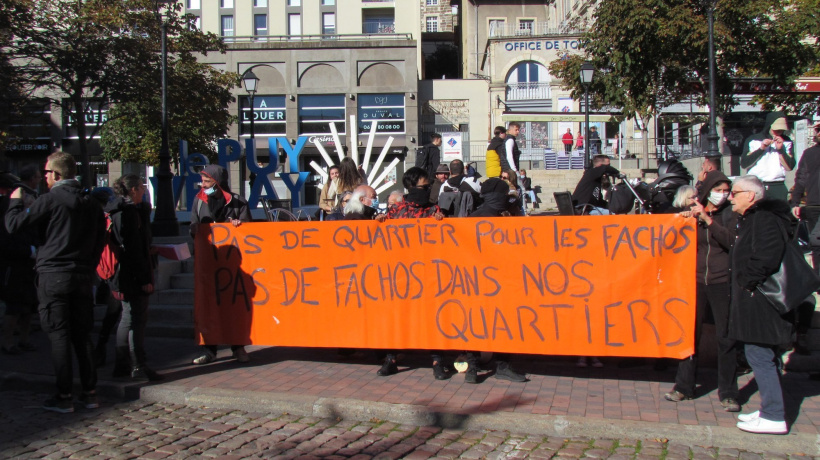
left=501, top=112, right=619, bottom=122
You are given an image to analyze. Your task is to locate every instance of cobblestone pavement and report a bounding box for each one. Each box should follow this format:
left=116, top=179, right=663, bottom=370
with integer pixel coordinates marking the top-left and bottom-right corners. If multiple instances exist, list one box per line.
left=0, top=391, right=813, bottom=460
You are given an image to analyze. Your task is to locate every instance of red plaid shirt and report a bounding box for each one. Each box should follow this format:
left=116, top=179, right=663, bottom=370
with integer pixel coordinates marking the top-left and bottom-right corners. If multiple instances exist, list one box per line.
left=385, top=200, right=441, bottom=219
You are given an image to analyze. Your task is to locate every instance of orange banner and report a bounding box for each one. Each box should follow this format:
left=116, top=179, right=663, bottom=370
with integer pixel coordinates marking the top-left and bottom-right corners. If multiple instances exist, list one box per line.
left=194, top=215, right=696, bottom=358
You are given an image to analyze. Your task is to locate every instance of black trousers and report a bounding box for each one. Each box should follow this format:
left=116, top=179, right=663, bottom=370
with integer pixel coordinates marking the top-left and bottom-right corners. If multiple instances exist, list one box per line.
left=673, top=282, right=737, bottom=400
left=117, top=294, right=149, bottom=367
left=37, top=272, right=97, bottom=395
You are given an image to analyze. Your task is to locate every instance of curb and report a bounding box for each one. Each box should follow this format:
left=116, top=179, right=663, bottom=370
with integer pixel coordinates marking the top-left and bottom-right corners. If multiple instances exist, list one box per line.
left=140, top=384, right=820, bottom=456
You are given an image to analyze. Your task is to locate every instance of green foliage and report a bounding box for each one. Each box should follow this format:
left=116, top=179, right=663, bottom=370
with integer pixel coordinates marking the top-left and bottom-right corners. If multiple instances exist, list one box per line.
left=549, top=0, right=819, bottom=123
left=101, top=58, right=239, bottom=165
left=6, top=0, right=236, bottom=182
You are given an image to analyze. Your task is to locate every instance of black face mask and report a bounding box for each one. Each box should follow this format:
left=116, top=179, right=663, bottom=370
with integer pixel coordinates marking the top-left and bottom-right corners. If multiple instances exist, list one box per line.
left=406, top=187, right=430, bottom=205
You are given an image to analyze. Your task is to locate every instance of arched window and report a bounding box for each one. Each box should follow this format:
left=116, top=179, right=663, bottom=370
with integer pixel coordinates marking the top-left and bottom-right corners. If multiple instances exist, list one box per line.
left=506, top=61, right=551, bottom=100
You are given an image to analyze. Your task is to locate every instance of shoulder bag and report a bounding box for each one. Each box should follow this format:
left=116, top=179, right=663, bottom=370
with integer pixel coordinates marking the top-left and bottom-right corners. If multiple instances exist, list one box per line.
left=756, top=222, right=820, bottom=315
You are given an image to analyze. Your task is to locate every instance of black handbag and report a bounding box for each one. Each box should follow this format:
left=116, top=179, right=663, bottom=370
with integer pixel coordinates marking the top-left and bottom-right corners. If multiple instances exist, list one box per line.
left=757, top=237, right=820, bottom=315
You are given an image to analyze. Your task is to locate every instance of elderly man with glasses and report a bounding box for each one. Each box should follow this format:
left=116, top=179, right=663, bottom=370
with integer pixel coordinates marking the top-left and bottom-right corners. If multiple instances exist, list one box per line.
left=727, top=175, right=795, bottom=435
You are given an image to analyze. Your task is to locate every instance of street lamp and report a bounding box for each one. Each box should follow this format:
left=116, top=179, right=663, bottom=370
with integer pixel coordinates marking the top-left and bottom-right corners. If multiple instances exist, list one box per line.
left=704, top=0, right=721, bottom=163
left=241, top=69, right=259, bottom=199
left=580, top=61, right=595, bottom=169
left=152, top=0, right=178, bottom=236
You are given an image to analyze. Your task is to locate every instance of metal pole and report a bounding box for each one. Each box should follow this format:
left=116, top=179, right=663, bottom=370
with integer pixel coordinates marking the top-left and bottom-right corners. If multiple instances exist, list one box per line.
left=152, top=19, right=179, bottom=236
left=706, top=1, right=720, bottom=161
left=584, top=88, right=591, bottom=169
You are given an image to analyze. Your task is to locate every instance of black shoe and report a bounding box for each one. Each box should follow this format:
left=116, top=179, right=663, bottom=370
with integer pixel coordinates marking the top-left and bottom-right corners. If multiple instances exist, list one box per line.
left=131, top=366, right=165, bottom=382
left=79, top=392, right=99, bottom=409
left=43, top=394, right=74, bottom=413
left=465, top=364, right=478, bottom=384
left=495, top=363, right=527, bottom=382
left=377, top=359, right=397, bottom=376
left=720, top=398, right=741, bottom=412
left=432, top=362, right=449, bottom=380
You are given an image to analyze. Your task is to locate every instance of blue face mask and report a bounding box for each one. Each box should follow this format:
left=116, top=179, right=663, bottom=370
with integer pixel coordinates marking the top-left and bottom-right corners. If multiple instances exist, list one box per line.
left=370, top=197, right=380, bottom=210
left=204, top=186, right=218, bottom=195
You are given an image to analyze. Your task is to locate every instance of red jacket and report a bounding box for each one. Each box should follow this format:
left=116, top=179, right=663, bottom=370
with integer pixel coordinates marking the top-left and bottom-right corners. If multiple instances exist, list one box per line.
left=562, top=132, right=574, bottom=145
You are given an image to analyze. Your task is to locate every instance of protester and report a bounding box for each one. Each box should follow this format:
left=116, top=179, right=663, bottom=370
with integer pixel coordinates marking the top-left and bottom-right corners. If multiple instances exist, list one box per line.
left=190, top=164, right=252, bottom=365
left=501, top=169, right=523, bottom=216
left=6, top=151, right=106, bottom=413
left=485, top=126, right=508, bottom=178
left=416, top=133, right=442, bottom=180
left=103, top=175, right=162, bottom=381
left=335, top=157, right=363, bottom=203
left=430, top=164, right=449, bottom=204
left=571, top=154, right=620, bottom=215
left=740, top=112, right=795, bottom=201
left=695, top=157, right=720, bottom=191
left=319, top=165, right=340, bottom=215
left=344, top=184, right=379, bottom=220
left=589, top=126, right=602, bottom=155
left=728, top=175, right=794, bottom=434
left=665, top=171, right=739, bottom=412
left=0, top=170, right=38, bottom=355
left=519, top=169, right=537, bottom=213
left=562, top=128, right=574, bottom=153
left=789, top=121, right=820, bottom=354
left=325, top=190, right=352, bottom=221
left=504, top=122, right=522, bottom=172
left=671, top=185, right=698, bottom=212
left=438, top=159, right=481, bottom=217
left=462, top=178, right=529, bottom=383
left=375, top=167, right=448, bottom=380
left=387, top=190, right=403, bottom=208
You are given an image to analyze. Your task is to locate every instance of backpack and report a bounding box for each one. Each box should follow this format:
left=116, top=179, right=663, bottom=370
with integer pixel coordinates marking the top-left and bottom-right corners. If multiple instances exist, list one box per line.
left=96, top=212, right=122, bottom=281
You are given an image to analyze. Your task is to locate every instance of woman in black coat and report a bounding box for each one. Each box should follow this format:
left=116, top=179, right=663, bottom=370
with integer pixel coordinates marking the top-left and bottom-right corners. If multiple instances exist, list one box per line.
left=665, top=171, right=739, bottom=411
left=107, top=174, right=162, bottom=381
left=728, top=175, right=794, bottom=435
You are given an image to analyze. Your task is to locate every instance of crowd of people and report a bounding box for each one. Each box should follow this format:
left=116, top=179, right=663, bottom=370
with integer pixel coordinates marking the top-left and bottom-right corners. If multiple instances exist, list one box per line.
left=1, top=116, right=818, bottom=437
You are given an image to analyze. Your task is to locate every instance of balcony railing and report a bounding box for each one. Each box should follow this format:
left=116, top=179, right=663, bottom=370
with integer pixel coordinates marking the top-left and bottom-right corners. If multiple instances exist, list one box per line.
left=489, top=21, right=583, bottom=38
left=363, top=22, right=396, bottom=34
left=505, top=82, right=551, bottom=101
left=222, top=33, right=411, bottom=44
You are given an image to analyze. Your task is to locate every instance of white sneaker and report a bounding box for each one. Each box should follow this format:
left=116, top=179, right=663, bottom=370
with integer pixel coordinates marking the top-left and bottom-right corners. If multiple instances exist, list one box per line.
left=737, top=417, right=788, bottom=435
left=738, top=411, right=760, bottom=423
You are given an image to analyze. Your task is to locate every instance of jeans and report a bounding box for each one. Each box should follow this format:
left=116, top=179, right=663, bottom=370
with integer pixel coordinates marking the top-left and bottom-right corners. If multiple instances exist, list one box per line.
left=37, top=272, right=97, bottom=395
left=745, top=343, right=785, bottom=422
left=116, top=294, right=149, bottom=367
left=674, top=283, right=738, bottom=400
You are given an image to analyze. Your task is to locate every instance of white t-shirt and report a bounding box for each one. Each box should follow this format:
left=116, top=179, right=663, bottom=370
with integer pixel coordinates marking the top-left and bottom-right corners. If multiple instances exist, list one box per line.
left=746, top=139, right=792, bottom=182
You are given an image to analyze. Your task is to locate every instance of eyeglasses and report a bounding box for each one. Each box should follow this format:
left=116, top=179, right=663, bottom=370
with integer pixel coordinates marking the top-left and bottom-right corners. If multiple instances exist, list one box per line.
left=729, top=190, right=752, bottom=196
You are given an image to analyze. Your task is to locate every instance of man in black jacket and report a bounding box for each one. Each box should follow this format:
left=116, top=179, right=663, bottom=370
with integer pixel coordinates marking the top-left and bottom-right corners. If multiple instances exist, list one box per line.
left=415, top=133, right=442, bottom=180
left=572, top=154, right=620, bottom=214
left=6, top=151, right=106, bottom=413
left=728, top=175, right=793, bottom=435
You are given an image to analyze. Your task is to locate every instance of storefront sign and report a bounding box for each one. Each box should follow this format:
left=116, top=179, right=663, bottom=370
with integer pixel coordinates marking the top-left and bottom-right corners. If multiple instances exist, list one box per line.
left=193, top=215, right=696, bottom=358
left=504, top=40, right=583, bottom=52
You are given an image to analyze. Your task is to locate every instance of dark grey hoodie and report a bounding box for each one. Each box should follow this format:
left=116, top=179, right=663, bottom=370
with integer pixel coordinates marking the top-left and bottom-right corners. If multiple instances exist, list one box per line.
left=5, top=179, right=105, bottom=274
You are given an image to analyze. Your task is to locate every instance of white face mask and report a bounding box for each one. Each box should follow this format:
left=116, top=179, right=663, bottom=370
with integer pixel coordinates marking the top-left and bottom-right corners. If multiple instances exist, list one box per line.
left=204, top=185, right=218, bottom=195
left=708, top=191, right=728, bottom=206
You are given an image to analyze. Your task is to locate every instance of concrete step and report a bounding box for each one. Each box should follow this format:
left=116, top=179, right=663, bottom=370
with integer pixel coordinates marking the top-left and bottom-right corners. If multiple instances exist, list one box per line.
left=149, top=304, right=194, bottom=324
left=145, top=322, right=195, bottom=339
left=149, top=289, right=194, bottom=305
left=170, top=273, right=194, bottom=290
